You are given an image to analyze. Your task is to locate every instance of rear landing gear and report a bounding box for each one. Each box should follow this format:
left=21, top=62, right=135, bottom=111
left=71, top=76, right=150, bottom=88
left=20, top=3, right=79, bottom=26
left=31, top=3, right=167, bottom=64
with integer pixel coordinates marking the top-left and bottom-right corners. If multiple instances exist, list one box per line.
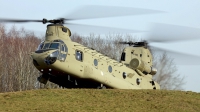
left=37, top=74, right=49, bottom=84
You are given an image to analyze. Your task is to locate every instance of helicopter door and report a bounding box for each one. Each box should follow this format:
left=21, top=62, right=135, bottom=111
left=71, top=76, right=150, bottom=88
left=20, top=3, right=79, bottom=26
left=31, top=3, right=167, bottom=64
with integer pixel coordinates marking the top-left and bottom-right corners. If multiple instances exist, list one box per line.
left=59, top=44, right=68, bottom=61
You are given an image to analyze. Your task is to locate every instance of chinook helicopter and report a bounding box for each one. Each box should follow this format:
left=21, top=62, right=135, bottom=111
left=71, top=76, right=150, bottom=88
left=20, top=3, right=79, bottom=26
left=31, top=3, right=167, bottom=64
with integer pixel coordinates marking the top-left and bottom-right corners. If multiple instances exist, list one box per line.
left=0, top=18, right=160, bottom=89
left=1, top=5, right=199, bottom=89
left=29, top=18, right=159, bottom=89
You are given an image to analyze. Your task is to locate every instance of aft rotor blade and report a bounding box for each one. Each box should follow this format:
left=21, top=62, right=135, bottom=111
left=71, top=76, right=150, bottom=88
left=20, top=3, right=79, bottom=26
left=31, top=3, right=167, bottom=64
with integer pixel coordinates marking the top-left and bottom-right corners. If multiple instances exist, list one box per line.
left=150, top=44, right=200, bottom=65
left=146, top=23, right=200, bottom=42
left=0, top=18, right=43, bottom=23
left=64, top=5, right=164, bottom=20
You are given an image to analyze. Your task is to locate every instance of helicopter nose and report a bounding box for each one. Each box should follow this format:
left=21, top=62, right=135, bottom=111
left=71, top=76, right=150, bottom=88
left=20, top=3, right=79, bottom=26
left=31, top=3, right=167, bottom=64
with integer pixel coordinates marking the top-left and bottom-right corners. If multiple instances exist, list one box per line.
left=44, top=50, right=59, bottom=65
left=33, top=59, right=40, bottom=66
left=31, top=52, right=50, bottom=66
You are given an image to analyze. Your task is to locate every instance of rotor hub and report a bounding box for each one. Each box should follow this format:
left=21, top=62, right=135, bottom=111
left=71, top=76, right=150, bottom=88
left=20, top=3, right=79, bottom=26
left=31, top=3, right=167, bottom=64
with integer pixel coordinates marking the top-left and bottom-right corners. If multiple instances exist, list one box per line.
left=119, top=41, right=148, bottom=48
left=43, top=18, right=64, bottom=24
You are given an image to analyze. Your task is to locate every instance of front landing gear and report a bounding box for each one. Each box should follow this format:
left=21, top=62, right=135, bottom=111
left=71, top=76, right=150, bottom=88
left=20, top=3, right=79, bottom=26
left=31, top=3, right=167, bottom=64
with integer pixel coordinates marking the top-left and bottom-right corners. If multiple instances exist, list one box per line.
left=97, top=84, right=106, bottom=89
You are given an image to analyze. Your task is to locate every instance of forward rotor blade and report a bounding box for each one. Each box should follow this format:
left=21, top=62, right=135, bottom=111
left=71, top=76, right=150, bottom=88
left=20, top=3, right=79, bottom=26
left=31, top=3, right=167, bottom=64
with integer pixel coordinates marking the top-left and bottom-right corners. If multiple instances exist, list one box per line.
left=65, top=22, right=143, bottom=34
left=0, top=18, right=43, bottom=23
left=146, top=23, right=200, bottom=42
left=64, top=5, right=164, bottom=20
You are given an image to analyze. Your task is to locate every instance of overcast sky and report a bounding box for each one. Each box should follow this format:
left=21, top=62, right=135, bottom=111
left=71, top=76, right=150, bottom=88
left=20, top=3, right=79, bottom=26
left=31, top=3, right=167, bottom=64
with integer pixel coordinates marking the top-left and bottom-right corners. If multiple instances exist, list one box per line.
left=0, top=0, right=200, bottom=92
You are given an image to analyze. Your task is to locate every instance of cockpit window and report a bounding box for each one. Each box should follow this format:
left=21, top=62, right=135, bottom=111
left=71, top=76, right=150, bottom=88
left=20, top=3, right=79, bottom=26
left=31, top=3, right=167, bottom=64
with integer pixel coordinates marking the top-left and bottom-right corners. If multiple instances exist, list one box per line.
left=61, top=45, right=65, bottom=51
left=61, top=44, right=68, bottom=52
left=43, top=43, right=50, bottom=49
left=37, top=41, right=44, bottom=50
left=64, top=45, right=68, bottom=52
left=49, top=43, right=60, bottom=49
left=36, top=41, right=63, bottom=51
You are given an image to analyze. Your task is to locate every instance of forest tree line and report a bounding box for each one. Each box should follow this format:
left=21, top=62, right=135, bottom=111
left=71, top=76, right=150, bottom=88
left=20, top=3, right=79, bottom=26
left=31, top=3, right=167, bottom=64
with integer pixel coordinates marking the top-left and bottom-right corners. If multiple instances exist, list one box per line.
left=0, top=24, right=185, bottom=92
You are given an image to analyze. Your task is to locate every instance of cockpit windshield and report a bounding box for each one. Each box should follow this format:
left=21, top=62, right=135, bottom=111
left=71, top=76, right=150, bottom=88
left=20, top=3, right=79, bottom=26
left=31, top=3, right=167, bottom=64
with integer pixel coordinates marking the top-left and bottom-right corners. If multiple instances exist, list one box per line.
left=43, top=43, right=51, bottom=49
left=37, top=41, right=60, bottom=50
left=49, top=43, right=60, bottom=49
left=36, top=39, right=68, bottom=61
left=36, top=40, right=66, bottom=51
left=43, top=42, right=60, bottom=49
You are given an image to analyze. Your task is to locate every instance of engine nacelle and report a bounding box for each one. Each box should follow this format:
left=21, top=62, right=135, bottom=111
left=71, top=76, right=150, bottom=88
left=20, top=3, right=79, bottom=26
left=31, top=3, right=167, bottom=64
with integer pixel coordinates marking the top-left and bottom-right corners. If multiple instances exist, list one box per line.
left=129, top=58, right=157, bottom=75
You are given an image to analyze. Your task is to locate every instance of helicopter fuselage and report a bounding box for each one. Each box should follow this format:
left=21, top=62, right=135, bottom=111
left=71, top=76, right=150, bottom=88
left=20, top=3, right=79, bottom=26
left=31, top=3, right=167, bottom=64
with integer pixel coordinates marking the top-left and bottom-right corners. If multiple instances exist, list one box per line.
left=31, top=24, right=160, bottom=89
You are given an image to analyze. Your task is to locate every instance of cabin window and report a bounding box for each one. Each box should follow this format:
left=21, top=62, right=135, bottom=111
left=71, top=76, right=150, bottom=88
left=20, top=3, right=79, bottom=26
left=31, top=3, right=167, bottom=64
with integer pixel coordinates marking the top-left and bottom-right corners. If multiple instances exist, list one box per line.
left=136, top=78, right=140, bottom=85
left=123, top=72, right=127, bottom=79
left=94, top=59, right=98, bottom=66
left=108, top=65, right=112, bottom=73
left=140, top=54, right=142, bottom=57
left=76, top=50, right=83, bottom=61
left=121, top=52, right=126, bottom=61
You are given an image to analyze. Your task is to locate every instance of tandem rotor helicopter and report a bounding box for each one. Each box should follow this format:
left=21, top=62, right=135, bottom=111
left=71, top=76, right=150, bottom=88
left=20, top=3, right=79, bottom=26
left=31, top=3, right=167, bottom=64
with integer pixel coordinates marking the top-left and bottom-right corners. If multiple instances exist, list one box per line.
left=1, top=5, right=199, bottom=89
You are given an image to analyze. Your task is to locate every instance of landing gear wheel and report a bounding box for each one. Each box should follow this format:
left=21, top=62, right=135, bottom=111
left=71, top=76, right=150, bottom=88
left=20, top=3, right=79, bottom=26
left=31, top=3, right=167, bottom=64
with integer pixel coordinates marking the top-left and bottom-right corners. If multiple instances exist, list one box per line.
left=101, top=86, right=106, bottom=89
left=97, top=84, right=106, bottom=89
left=97, top=86, right=101, bottom=89
left=37, top=74, right=49, bottom=84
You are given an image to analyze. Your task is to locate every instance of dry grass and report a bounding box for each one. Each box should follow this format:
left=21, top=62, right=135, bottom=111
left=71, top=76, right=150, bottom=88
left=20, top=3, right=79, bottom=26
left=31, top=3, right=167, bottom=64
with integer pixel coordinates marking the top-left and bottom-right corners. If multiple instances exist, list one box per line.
left=0, top=89, right=199, bottom=112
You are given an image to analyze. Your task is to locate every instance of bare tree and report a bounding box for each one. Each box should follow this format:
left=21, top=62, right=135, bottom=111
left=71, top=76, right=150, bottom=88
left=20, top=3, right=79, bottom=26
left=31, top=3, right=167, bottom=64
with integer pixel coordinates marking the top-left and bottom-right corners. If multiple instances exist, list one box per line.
left=153, top=52, right=185, bottom=90
left=0, top=24, right=44, bottom=92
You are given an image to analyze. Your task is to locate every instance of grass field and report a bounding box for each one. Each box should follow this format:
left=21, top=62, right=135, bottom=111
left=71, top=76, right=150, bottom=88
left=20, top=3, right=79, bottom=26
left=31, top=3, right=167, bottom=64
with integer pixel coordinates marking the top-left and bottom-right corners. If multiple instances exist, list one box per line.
left=0, top=89, right=199, bottom=112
